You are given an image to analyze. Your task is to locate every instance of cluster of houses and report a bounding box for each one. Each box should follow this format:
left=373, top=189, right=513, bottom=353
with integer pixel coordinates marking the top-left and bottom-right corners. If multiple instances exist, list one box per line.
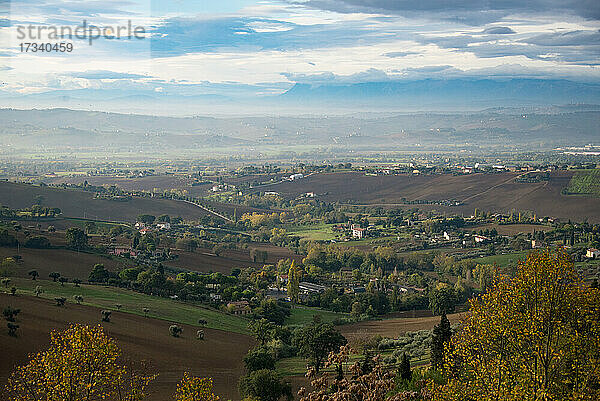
left=360, top=162, right=555, bottom=177
left=134, top=221, right=171, bottom=233
left=211, top=183, right=236, bottom=192
left=331, top=223, right=372, bottom=240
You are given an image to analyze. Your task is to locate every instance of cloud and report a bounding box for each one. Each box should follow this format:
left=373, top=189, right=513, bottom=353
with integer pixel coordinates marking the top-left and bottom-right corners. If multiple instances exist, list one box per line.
left=149, top=15, right=395, bottom=57
left=289, top=0, right=600, bottom=22
left=404, top=65, right=455, bottom=73
left=12, top=0, right=138, bottom=18
left=282, top=68, right=391, bottom=84
left=524, top=29, right=600, bottom=46
left=4, top=0, right=600, bottom=108
left=482, top=26, right=516, bottom=34
left=69, top=70, right=150, bottom=80
left=411, top=26, right=600, bottom=66
left=384, top=51, right=418, bottom=57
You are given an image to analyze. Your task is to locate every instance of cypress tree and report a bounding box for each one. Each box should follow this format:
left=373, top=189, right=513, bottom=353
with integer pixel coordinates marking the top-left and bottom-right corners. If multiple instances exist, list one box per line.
left=399, top=352, right=412, bottom=381
left=431, top=313, right=452, bottom=369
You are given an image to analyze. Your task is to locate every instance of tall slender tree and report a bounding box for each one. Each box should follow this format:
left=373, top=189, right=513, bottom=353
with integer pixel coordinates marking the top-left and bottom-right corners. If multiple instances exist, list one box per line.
left=431, top=313, right=452, bottom=370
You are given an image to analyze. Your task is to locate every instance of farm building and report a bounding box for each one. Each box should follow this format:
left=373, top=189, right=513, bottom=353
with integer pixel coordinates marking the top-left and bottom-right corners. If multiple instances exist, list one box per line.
left=586, top=248, right=600, bottom=258
left=156, top=222, right=171, bottom=230
left=227, top=301, right=251, bottom=315
left=299, top=281, right=326, bottom=294
left=473, top=235, right=490, bottom=243
left=108, top=246, right=137, bottom=258
left=352, top=226, right=365, bottom=239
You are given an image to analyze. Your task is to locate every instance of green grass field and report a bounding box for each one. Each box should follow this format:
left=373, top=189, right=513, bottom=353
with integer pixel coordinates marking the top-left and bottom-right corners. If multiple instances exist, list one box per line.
left=62, top=217, right=130, bottom=229
left=470, top=251, right=529, bottom=267
left=286, top=305, right=348, bottom=326
left=5, top=278, right=250, bottom=334
left=286, top=223, right=337, bottom=241
left=565, top=169, right=600, bottom=197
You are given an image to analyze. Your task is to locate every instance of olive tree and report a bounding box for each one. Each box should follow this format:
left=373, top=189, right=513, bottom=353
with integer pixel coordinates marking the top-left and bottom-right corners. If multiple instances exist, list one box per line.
left=169, top=325, right=183, bottom=337
left=101, top=310, right=112, bottom=322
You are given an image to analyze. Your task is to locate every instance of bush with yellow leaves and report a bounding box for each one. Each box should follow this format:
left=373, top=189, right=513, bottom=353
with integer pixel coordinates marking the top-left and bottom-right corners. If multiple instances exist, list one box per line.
left=173, top=373, right=220, bottom=401
left=5, top=324, right=156, bottom=401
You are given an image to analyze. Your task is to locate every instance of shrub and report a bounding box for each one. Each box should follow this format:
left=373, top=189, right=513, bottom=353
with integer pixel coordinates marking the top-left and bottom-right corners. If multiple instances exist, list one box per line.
left=101, top=310, right=112, bottom=322
left=173, top=373, right=219, bottom=401
left=73, top=295, right=83, bottom=304
left=88, top=264, right=110, bottom=283
left=55, top=297, right=66, bottom=307
left=0, top=230, right=17, bottom=247
left=3, top=306, right=20, bottom=322
left=169, top=325, right=183, bottom=337
left=239, top=369, right=292, bottom=401
left=24, top=236, right=51, bottom=249
left=244, top=346, right=276, bottom=372
left=7, top=322, right=19, bottom=336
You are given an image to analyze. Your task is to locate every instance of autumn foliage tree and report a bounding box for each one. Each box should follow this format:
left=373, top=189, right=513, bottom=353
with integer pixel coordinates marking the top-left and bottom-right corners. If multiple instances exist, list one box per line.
left=5, top=324, right=155, bottom=401
left=432, top=249, right=600, bottom=400
left=173, top=373, right=220, bottom=401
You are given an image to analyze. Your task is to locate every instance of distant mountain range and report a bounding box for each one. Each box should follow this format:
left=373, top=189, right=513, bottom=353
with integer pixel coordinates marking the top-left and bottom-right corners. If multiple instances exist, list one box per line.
left=0, top=104, right=599, bottom=158
left=278, top=79, right=600, bottom=110
left=1, top=79, right=599, bottom=115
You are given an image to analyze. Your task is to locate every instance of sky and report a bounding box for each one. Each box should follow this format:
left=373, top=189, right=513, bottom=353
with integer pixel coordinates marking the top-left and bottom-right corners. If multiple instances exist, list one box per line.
left=0, top=0, right=599, bottom=113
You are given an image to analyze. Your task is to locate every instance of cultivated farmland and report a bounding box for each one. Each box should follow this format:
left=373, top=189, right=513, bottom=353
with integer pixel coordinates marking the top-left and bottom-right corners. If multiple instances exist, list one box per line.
left=0, top=293, right=254, bottom=400
left=258, top=171, right=600, bottom=222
